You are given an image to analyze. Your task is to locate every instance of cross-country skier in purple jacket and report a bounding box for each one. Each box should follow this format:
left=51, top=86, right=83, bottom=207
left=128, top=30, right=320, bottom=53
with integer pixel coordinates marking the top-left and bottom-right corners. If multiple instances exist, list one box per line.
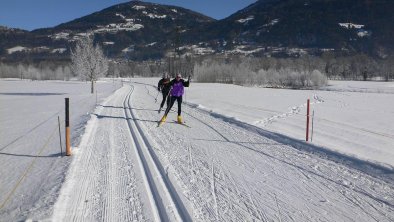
left=159, top=73, right=190, bottom=124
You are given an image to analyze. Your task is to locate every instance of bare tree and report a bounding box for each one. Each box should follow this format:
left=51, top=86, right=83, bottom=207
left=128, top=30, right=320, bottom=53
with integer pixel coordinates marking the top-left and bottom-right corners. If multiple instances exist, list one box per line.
left=71, top=36, right=108, bottom=93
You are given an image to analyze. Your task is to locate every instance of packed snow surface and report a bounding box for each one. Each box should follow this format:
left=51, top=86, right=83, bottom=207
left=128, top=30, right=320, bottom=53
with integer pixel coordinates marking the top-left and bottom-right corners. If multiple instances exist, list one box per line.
left=1, top=78, right=393, bottom=221
left=0, top=79, right=122, bottom=221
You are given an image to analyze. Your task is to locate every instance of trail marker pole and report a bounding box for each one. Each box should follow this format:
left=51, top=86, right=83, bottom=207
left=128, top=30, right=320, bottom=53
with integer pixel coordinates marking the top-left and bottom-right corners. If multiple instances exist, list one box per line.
left=306, top=99, right=310, bottom=142
left=65, top=98, right=71, bottom=156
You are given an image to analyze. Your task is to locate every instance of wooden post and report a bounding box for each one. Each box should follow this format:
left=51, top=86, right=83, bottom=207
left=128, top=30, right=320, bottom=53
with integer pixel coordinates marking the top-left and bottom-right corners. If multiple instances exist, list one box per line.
left=65, top=98, right=71, bottom=156
left=306, top=99, right=310, bottom=142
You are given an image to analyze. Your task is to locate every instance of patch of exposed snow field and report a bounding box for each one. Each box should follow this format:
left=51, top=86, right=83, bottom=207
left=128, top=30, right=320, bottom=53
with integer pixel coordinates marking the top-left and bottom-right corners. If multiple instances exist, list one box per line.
left=7, top=46, right=28, bottom=54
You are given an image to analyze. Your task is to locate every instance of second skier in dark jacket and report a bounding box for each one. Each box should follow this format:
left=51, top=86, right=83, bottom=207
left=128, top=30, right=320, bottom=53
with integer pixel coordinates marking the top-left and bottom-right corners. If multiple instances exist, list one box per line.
left=157, top=73, right=171, bottom=113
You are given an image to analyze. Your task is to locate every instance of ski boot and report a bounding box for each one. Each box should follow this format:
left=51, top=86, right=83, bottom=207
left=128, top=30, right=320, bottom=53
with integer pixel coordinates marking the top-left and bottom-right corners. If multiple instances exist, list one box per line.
left=177, top=115, right=183, bottom=124
left=158, top=115, right=167, bottom=126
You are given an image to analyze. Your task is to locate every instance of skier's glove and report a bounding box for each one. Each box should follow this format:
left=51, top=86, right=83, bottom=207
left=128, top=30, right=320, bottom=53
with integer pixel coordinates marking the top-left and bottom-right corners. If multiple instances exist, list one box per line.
left=158, top=87, right=161, bottom=92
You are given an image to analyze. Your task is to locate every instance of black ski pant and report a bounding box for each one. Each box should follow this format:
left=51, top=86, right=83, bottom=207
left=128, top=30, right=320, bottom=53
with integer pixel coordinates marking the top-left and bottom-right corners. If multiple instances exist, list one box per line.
left=160, top=91, right=170, bottom=109
left=164, top=96, right=182, bottom=116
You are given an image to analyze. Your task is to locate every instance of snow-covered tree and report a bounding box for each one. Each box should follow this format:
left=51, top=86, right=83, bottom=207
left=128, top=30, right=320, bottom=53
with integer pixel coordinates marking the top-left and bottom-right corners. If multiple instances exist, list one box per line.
left=71, top=36, right=108, bottom=93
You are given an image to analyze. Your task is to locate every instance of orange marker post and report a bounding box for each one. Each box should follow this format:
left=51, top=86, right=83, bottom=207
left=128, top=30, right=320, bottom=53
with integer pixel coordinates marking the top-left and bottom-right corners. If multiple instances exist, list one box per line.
left=65, top=98, right=71, bottom=156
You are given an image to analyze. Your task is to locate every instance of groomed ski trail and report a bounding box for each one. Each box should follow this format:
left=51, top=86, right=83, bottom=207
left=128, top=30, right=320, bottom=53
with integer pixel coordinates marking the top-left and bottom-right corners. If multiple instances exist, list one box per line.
left=52, top=85, right=185, bottom=221
left=52, top=81, right=394, bottom=221
left=130, top=81, right=394, bottom=221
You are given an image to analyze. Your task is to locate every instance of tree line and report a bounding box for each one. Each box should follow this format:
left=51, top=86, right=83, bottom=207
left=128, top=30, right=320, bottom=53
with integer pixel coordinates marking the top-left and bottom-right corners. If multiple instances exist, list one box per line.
left=1, top=37, right=393, bottom=89
left=0, top=60, right=72, bottom=80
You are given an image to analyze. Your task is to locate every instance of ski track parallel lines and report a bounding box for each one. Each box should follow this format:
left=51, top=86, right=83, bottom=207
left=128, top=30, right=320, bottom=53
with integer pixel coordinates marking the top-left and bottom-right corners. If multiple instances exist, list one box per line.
left=123, top=86, right=161, bottom=222
left=125, top=84, right=185, bottom=222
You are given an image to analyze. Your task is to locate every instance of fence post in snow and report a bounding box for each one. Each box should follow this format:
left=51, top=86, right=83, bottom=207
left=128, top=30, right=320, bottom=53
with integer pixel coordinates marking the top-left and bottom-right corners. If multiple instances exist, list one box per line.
left=65, top=98, right=71, bottom=156
left=306, top=99, right=310, bottom=142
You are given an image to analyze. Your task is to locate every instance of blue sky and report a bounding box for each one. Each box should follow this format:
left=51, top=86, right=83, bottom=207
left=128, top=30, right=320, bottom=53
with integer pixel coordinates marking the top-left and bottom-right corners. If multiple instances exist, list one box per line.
left=0, top=0, right=256, bottom=31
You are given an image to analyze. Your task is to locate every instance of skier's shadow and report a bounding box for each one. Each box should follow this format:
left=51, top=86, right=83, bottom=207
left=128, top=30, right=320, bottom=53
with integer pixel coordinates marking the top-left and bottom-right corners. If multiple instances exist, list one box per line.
left=0, top=92, right=66, bottom=96
left=0, top=152, right=62, bottom=158
left=99, top=105, right=158, bottom=112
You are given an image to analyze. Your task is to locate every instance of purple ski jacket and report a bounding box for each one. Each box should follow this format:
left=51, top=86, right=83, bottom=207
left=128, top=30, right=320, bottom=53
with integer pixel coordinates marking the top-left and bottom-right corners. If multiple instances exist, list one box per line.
left=170, top=78, right=190, bottom=97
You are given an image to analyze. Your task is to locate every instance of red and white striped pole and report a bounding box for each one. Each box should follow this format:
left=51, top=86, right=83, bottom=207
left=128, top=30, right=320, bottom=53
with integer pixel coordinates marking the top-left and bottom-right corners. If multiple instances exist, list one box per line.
left=306, top=99, right=310, bottom=142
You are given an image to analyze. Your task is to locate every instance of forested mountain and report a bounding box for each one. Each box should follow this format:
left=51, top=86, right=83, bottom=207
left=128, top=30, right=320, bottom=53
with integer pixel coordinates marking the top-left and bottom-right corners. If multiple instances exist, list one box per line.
left=205, top=0, right=393, bottom=57
left=1, top=0, right=393, bottom=61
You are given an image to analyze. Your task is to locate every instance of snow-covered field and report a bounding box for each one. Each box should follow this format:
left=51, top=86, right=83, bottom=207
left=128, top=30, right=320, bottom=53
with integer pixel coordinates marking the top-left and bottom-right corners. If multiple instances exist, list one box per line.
left=0, top=79, right=122, bottom=221
left=1, top=78, right=393, bottom=221
left=184, top=80, right=394, bottom=169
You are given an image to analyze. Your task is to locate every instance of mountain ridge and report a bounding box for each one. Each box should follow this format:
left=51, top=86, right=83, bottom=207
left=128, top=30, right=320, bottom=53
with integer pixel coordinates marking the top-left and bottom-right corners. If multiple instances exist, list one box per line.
left=1, top=0, right=393, bottom=61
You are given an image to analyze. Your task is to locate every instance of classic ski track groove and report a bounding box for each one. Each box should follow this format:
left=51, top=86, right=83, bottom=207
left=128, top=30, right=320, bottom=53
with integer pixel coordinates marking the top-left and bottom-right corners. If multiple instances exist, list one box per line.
left=124, top=85, right=184, bottom=222
left=123, top=86, right=161, bottom=221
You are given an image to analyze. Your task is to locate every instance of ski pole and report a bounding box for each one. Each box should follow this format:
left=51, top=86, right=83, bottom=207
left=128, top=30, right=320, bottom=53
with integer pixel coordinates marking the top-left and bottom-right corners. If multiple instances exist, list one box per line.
left=183, top=76, right=190, bottom=123
left=154, top=91, right=160, bottom=103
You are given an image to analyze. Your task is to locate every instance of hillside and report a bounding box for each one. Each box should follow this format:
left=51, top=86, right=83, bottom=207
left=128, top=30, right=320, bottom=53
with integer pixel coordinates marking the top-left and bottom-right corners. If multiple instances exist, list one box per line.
left=1, top=0, right=393, bottom=61
left=0, top=1, right=215, bottom=61
left=200, top=0, right=394, bottom=57
left=32, top=1, right=215, bottom=59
